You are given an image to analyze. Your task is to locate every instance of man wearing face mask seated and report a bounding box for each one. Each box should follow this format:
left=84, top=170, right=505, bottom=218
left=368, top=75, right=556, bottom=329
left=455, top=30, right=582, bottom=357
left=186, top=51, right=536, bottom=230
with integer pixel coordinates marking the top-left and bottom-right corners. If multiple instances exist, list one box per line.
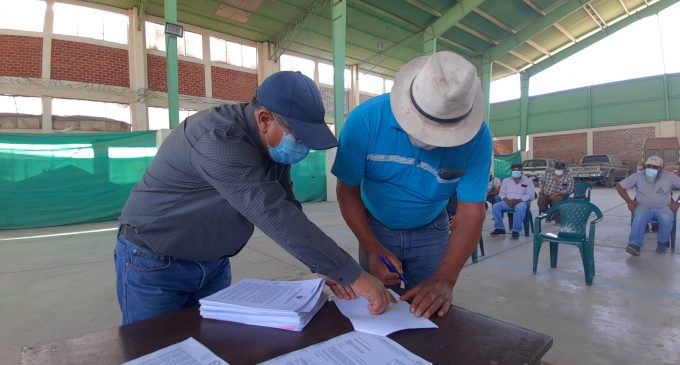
left=332, top=51, right=492, bottom=319
left=490, top=164, right=534, bottom=239
left=115, top=71, right=394, bottom=325
left=537, top=161, right=574, bottom=225
left=616, top=156, right=680, bottom=256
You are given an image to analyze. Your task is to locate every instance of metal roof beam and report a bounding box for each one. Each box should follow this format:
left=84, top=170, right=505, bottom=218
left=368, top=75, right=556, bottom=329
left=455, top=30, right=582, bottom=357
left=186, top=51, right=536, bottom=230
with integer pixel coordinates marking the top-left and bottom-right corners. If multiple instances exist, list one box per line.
left=430, top=0, right=485, bottom=37
left=347, top=0, right=423, bottom=32
left=525, top=0, right=680, bottom=78
left=405, top=0, right=442, bottom=17
left=488, top=0, right=591, bottom=61
left=270, top=0, right=327, bottom=61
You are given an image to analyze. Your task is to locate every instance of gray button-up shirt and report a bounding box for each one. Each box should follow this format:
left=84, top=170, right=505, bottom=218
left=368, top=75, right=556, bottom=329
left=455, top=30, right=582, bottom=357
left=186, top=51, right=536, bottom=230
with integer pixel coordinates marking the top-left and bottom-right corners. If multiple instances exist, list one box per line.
left=120, top=103, right=362, bottom=285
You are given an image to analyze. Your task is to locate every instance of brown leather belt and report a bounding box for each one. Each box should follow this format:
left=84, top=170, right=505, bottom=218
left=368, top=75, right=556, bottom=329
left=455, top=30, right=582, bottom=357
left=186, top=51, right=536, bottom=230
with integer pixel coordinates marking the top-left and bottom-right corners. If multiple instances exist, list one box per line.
left=119, top=224, right=151, bottom=250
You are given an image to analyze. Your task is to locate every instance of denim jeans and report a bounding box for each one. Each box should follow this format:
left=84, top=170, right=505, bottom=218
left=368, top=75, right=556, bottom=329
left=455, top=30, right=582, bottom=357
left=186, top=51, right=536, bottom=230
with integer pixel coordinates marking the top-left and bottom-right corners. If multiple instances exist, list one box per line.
left=629, top=206, right=673, bottom=248
left=492, top=200, right=530, bottom=233
left=359, top=210, right=449, bottom=288
left=114, top=234, right=231, bottom=325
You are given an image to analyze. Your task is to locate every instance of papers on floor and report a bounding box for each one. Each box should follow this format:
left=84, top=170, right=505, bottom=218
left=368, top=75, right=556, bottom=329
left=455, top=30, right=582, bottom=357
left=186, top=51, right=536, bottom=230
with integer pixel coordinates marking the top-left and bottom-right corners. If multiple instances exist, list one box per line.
left=199, top=277, right=327, bottom=331
left=123, top=337, right=228, bottom=365
left=258, top=330, right=431, bottom=365
left=333, top=289, right=438, bottom=336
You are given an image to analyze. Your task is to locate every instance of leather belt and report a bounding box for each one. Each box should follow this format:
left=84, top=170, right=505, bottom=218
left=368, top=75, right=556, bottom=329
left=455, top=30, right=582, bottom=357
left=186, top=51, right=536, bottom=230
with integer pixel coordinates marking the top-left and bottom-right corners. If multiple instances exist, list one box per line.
left=120, top=224, right=151, bottom=250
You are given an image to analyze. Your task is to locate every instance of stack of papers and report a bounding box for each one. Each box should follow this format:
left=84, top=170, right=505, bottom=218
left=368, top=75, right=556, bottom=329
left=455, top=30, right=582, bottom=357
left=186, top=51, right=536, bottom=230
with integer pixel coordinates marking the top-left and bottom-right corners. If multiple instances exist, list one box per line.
left=333, top=289, right=438, bottom=336
left=199, top=277, right=327, bottom=331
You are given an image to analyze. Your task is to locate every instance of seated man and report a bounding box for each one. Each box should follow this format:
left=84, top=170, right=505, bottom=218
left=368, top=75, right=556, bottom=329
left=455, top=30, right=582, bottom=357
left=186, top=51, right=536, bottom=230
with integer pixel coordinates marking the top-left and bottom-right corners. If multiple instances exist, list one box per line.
left=537, top=161, right=574, bottom=224
left=487, top=174, right=501, bottom=204
left=491, top=163, right=534, bottom=239
left=617, top=156, right=680, bottom=256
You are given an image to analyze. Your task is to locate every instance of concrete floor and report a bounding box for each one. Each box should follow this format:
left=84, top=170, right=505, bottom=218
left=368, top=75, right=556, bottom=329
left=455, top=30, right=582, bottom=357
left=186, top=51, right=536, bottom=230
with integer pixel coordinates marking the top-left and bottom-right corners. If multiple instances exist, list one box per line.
left=1, top=187, right=679, bottom=365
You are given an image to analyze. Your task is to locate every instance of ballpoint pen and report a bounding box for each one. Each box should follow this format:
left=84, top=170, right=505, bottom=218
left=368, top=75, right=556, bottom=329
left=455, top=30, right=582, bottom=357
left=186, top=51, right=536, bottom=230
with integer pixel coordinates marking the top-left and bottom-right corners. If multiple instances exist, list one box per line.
left=378, top=254, right=409, bottom=285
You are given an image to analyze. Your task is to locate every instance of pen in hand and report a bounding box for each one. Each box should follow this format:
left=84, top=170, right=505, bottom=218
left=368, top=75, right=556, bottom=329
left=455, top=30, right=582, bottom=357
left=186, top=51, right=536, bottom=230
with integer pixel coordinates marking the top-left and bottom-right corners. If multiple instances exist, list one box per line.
left=378, top=254, right=409, bottom=285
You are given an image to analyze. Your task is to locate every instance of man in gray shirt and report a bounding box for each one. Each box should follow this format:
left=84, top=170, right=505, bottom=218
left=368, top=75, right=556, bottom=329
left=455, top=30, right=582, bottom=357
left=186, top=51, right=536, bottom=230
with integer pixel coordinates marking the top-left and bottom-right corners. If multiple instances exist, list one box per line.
left=116, top=71, right=393, bottom=324
left=617, top=156, right=680, bottom=256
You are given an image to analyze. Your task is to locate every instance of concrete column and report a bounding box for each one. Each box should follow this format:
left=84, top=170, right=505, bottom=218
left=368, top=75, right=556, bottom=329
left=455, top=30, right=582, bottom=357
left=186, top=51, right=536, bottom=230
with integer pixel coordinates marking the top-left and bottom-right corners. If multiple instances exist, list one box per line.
left=203, top=34, right=212, bottom=98
left=348, top=64, right=360, bottom=112
left=41, top=96, right=52, bottom=131
left=256, top=42, right=279, bottom=85
left=586, top=130, right=593, bottom=155
left=658, top=120, right=675, bottom=137
left=42, top=0, right=54, bottom=80
left=325, top=148, right=337, bottom=202
left=129, top=7, right=149, bottom=131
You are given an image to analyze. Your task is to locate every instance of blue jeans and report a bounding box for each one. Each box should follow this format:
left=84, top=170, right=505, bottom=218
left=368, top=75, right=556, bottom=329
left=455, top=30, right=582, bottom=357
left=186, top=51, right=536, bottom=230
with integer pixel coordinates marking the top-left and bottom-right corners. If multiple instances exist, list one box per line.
left=114, top=234, right=231, bottom=325
left=493, top=200, right=530, bottom=233
left=359, top=210, right=449, bottom=288
left=629, top=206, right=673, bottom=248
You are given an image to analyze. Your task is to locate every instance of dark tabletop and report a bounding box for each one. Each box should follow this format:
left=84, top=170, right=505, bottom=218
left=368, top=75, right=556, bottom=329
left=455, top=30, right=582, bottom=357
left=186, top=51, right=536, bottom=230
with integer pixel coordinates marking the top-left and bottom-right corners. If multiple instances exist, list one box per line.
left=21, top=303, right=552, bottom=365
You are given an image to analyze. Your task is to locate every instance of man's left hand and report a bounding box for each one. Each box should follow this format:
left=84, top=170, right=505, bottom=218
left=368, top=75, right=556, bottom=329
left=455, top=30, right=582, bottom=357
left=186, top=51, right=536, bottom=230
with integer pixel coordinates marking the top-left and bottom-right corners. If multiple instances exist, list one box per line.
left=672, top=201, right=680, bottom=213
left=400, top=278, right=453, bottom=318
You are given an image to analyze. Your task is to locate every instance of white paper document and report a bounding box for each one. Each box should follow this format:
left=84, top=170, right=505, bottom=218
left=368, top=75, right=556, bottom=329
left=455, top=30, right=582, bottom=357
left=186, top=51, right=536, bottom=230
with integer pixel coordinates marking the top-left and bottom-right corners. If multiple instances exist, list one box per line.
left=123, top=337, right=229, bottom=365
left=258, top=330, right=431, bottom=365
left=333, top=289, right=438, bottom=336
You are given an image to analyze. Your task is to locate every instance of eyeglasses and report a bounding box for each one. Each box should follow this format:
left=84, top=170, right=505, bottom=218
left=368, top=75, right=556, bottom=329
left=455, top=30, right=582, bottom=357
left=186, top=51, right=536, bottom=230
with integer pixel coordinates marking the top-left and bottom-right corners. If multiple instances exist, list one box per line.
left=271, top=112, right=301, bottom=142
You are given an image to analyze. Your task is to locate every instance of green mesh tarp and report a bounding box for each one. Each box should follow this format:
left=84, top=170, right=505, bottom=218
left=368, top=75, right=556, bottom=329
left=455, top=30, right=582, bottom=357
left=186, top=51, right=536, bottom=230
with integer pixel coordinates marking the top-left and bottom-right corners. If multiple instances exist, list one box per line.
left=0, top=132, right=328, bottom=229
left=0, top=132, right=157, bottom=229
left=494, top=152, right=522, bottom=180
left=291, top=150, right=326, bottom=202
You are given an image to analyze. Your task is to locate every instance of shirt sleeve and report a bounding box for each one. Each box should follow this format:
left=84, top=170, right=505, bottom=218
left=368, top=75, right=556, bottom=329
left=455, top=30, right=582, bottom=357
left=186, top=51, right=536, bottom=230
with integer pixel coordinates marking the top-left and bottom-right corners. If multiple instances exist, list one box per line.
left=670, top=173, right=680, bottom=191
left=499, top=178, right=508, bottom=200
left=190, top=129, right=362, bottom=285
left=331, top=111, right=370, bottom=186
left=279, top=164, right=302, bottom=210
left=456, top=123, right=493, bottom=203
left=619, top=173, right=638, bottom=189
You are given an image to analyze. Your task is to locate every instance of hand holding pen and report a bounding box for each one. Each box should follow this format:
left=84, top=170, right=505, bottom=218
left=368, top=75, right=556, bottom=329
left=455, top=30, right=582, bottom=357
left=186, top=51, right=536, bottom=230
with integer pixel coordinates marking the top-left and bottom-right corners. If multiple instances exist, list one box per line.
left=378, top=254, right=408, bottom=286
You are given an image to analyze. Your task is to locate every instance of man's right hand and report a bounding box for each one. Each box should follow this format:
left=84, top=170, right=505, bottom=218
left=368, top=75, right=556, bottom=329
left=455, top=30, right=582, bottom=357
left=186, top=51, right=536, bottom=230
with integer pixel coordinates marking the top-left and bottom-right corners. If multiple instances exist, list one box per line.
left=627, top=200, right=637, bottom=213
left=367, top=251, right=402, bottom=286
left=350, top=272, right=396, bottom=314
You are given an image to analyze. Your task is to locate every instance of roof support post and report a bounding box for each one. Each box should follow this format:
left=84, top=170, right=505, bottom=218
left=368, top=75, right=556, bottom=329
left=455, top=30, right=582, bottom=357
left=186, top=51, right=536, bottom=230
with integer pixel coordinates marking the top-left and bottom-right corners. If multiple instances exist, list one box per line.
left=164, top=0, right=180, bottom=129
left=519, top=72, right=529, bottom=151
left=332, top=0, right=347, bottom=134
left=480, top=54, right=492, bottom=122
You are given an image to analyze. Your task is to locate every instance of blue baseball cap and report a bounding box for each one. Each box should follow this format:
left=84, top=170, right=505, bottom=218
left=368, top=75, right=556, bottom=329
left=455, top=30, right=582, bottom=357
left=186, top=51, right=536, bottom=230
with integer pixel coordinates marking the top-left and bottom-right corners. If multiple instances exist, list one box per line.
left=256, top=71, right=337, bottom=150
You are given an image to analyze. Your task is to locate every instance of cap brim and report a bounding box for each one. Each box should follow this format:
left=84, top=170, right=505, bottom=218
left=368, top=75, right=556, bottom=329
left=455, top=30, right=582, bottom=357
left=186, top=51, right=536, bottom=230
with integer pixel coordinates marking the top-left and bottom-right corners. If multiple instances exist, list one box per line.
left=285, top=117, right=338, bottom=150
left=390, top=55, right=484, bottom=147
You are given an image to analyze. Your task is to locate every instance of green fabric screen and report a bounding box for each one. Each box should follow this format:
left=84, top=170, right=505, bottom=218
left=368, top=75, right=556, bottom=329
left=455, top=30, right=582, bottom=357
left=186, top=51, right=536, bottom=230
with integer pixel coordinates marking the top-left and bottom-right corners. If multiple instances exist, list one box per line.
left=1, top=133, right=328, bottom=229
left=494, top=152, right=522, bottom=181
left=291, top=150, right=327, bottom=202
left=1, top=132, right=157, bottom=229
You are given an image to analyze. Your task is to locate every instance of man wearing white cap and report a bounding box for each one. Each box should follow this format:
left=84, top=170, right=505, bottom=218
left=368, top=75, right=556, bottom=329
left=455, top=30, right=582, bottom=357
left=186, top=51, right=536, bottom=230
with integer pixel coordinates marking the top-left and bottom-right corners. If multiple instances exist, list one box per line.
left=617, top=155, right=680, bottom=256
left=332, top=51, right=492, bottom=318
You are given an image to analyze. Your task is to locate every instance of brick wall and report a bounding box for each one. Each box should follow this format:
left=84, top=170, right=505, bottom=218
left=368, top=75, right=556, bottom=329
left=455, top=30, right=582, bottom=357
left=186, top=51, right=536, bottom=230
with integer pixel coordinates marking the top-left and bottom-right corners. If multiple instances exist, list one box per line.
left=593, top=127, right=655, bottom=170
left=0, top=35, right=42, bottom=77
left=533, top=132, right=587, bottom=164
left=147, top=55, right=206, bottom=97
left=494, top=139, right=514, bottom=154
left=211, top=66, right=257, bottom=102
left=51, top=40, right=129, bottom=87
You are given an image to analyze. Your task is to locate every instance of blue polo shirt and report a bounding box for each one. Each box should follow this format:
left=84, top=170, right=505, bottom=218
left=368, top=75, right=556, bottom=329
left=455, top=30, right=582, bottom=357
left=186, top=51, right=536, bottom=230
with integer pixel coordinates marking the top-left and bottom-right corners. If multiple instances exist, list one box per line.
left=332, top=93, right=492, bottom=229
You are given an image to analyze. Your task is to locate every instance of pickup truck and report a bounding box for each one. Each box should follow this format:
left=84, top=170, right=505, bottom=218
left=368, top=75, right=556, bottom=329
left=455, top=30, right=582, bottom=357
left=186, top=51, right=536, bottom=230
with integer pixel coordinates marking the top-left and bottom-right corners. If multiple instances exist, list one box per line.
left=567, top=154, right=629, bottom=187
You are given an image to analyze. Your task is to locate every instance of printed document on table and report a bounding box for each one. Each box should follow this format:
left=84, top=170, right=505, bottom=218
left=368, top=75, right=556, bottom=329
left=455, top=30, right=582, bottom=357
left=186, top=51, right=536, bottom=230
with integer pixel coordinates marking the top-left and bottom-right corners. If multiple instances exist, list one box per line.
left=123, top=337, right=229, bottom=365
left=201, top=277, right=324, bottom=311
left=333, top=289, right=438, bottom=336
left=258, top=330, right=431, bottom=365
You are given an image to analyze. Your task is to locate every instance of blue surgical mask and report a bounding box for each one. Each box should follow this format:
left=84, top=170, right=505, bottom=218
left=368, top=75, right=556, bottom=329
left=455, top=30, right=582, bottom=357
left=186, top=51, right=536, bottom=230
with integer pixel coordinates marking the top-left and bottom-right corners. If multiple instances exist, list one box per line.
left=267, top=124, right=309, bottom=164
left=511, top=171, right=522, bottom=179
left=645, top=168, right=658, bottom=178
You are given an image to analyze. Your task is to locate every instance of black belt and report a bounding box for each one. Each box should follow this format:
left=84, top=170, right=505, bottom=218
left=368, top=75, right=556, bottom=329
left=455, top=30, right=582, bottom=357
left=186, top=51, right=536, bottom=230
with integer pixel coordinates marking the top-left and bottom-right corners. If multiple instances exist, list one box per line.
left=120, top=224, right=151, bottom=250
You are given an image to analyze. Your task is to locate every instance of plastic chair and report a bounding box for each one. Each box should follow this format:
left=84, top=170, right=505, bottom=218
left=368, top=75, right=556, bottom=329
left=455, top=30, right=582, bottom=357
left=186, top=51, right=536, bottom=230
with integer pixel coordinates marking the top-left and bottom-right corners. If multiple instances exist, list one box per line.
left=533, top=200, right=603, bottom=286
left=504, top=208, right=534, bottom=237
left=630, top=209, right=677, bottom=253
left=471, top=236, right=485, bottom=263
left=572, top=182, right=592, bottom=201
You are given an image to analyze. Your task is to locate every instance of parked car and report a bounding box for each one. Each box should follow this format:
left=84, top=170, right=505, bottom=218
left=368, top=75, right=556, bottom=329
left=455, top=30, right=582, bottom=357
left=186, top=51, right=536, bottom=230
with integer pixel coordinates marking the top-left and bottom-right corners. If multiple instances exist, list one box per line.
left=522, top=158, right=564, bottom=183
left=568, top=154, right=629, bottom=187
left=637, top=137, right=679, bottom=172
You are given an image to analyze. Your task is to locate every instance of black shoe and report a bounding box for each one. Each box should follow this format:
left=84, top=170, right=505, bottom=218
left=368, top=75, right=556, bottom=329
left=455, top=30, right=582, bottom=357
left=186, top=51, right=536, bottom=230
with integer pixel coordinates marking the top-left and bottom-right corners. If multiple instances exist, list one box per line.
left=490, top=229, right=506, bottom=236
left=511, top=231, right=520, bottom=239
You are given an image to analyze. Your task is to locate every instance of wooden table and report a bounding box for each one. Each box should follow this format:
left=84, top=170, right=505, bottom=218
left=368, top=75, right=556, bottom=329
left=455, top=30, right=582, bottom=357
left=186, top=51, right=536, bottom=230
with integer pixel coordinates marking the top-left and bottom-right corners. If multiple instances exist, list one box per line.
left=22, top=303, right=552, bottom=365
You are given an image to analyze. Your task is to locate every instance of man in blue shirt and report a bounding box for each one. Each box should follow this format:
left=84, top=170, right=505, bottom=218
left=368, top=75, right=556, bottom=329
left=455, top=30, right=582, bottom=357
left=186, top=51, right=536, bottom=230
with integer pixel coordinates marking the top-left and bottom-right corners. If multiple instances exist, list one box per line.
left=332, top=51, right=492, bottom=319
left=116, top=71, right=393, bottom=324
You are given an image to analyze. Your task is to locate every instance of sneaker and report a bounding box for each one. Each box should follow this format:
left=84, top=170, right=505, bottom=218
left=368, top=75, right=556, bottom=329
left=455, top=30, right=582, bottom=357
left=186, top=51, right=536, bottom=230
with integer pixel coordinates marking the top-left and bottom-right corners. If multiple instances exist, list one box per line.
left=511, top=231, right=520, bottom=239
left=490, top=229, right=506, bottom=236
left=656, top=244, right=669, bottom=254
left=625, top=244, right=641, bottom=256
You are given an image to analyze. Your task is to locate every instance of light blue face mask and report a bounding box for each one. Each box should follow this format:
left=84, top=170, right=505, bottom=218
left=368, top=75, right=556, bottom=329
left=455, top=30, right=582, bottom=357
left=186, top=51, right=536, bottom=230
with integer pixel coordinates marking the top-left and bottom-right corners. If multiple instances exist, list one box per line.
left=267, top=118, right=309, bottom=164
left=645, top=168, right=659, bottom=178
left=511, top=170, right=522, bottom=179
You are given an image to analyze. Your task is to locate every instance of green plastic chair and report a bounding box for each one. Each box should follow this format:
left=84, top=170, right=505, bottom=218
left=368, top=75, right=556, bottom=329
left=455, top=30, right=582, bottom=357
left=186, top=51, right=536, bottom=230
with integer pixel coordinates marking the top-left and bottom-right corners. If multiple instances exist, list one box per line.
left=533, top=200, right=603, bottom=286
left=572, top=182, right=592, bottom=201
